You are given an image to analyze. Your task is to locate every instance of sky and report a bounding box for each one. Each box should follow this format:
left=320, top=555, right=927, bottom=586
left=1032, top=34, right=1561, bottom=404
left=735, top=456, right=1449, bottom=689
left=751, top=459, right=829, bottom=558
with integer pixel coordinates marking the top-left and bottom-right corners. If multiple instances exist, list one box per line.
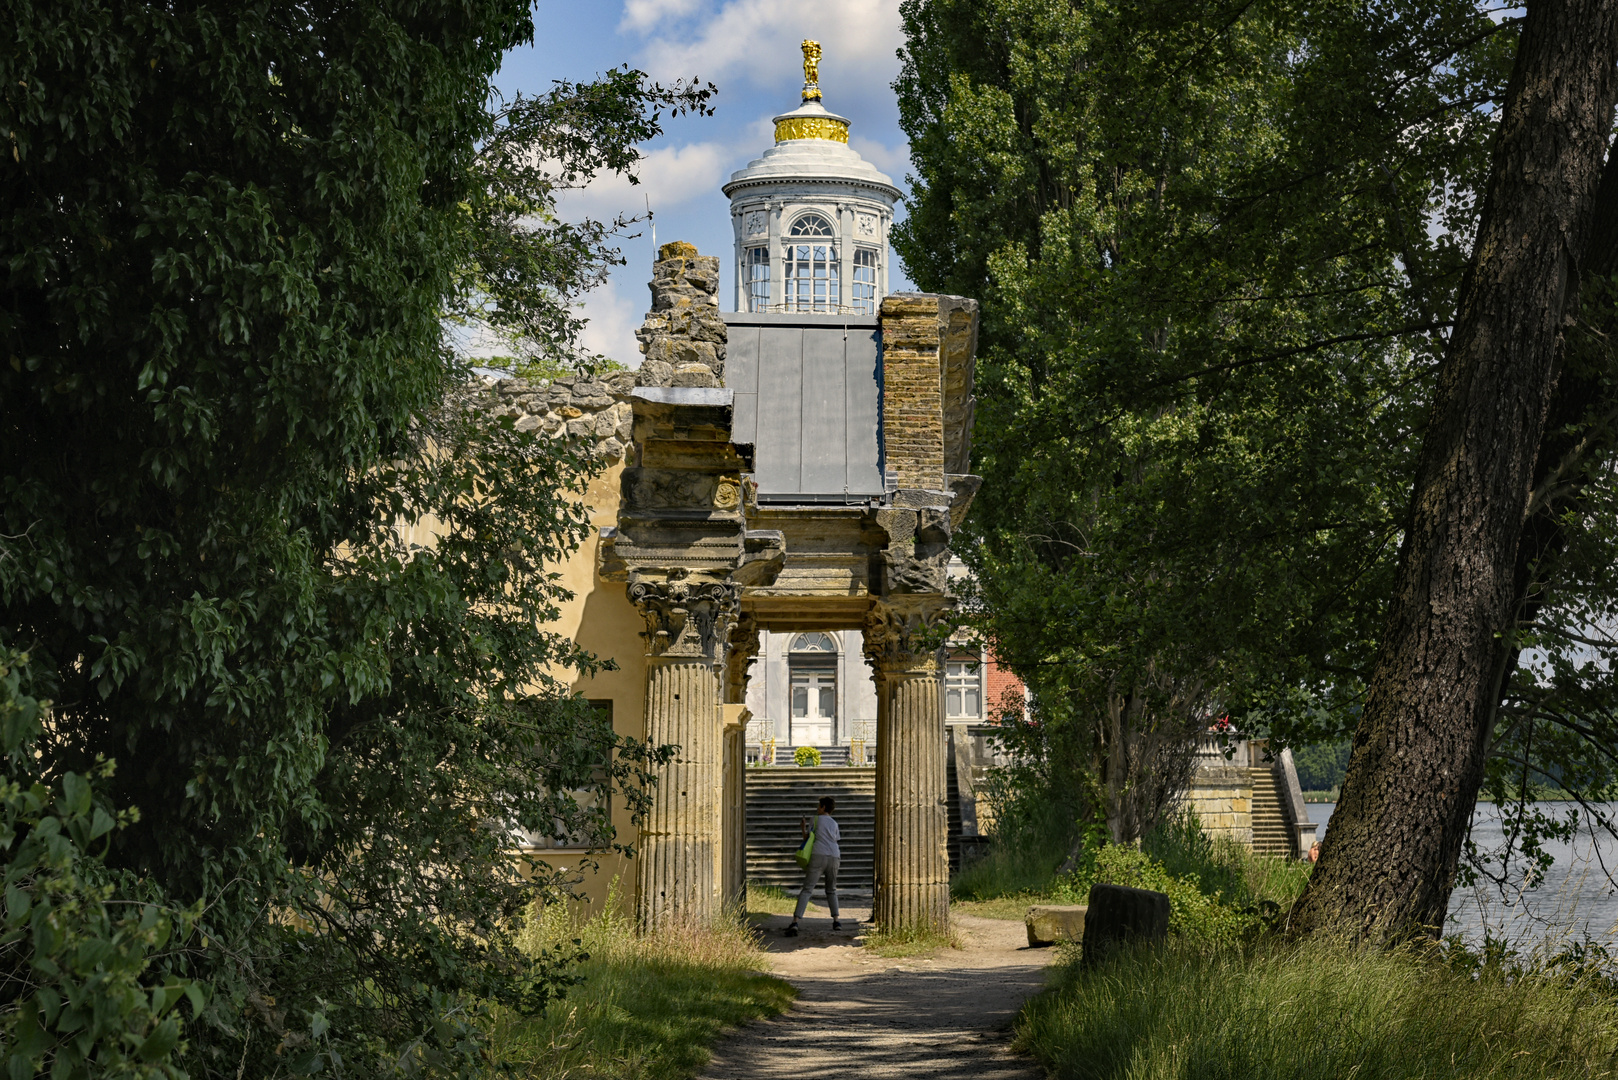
left=497, top=0, right=915, bottom=367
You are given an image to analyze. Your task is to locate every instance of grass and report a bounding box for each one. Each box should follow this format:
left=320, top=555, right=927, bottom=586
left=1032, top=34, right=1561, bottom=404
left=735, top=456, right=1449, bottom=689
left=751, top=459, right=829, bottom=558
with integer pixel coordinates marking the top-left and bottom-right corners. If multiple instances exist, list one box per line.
left=863, top=921, right=964, bottom=957
left=953, top=895, right=1047, bottom=921
left=744, top=882, right=796, bottom=917
left=1017, top=937, right=1618, bottom=1079
left=490, top=884, right=795, bottom=1079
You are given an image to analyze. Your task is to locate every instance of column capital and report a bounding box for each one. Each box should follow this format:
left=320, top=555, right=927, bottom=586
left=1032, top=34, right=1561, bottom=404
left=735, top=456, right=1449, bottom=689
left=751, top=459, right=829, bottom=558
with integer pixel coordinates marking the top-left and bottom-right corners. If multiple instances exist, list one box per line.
left=862, top=596, right=953, bottom=673
left=629, top=574, right=740, bottom=663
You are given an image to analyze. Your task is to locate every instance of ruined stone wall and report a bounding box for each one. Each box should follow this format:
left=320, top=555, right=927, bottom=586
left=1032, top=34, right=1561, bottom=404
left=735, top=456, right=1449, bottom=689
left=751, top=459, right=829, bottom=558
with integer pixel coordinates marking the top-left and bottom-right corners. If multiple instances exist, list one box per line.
left=479, top=371, right=638, bottom=461
left=633, top=241, right=727, bottom=388
left=468, top=240, right=730, bottom=460
left=879, top=294, right=947, bottom=492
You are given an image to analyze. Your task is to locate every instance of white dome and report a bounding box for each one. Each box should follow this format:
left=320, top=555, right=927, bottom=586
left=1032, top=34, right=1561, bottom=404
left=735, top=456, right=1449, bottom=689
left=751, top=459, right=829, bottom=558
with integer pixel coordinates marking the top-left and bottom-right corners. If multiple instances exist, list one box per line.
left=723, top=101, right=900, bottom=199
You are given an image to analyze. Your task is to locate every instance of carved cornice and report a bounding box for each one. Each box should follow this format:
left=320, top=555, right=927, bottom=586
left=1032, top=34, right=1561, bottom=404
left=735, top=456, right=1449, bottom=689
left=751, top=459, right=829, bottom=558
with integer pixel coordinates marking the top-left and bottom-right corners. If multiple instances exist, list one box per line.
left=629, top=575, right=740, bottom=662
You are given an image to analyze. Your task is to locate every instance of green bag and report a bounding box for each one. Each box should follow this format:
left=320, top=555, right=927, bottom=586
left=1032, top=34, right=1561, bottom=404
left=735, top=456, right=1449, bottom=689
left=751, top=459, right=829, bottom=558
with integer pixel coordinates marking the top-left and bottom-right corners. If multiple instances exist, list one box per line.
left=794, top=828, right=815, bottom=870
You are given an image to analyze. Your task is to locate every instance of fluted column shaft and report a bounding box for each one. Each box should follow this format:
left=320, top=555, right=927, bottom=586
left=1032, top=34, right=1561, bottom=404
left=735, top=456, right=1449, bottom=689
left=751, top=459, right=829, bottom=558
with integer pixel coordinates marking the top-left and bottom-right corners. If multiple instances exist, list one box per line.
left=871, top=652, right=950, bottom=932
left=637, top=656, right=723, bottom=928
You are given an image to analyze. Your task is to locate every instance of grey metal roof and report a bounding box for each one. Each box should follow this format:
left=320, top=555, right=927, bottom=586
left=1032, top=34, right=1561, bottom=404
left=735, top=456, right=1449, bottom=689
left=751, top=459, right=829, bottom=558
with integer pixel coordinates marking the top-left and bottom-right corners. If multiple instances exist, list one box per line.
left=723, top=313, right=883, bottom=504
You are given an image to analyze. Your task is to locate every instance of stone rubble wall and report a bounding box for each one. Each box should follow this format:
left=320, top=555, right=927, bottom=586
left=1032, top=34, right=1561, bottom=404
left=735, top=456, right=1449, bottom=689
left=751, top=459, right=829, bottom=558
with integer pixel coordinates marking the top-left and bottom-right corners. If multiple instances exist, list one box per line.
left=471, top=240, right=731, bottom=463
left=633, top=241, right=727, bottom=388
left=480, top=371, right=639, bottom=462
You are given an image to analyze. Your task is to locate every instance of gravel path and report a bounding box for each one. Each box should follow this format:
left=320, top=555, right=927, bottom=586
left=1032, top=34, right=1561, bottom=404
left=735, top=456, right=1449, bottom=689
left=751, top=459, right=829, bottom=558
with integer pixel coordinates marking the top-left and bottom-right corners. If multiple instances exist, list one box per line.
left=700, top=902, right=1055, bottom=1079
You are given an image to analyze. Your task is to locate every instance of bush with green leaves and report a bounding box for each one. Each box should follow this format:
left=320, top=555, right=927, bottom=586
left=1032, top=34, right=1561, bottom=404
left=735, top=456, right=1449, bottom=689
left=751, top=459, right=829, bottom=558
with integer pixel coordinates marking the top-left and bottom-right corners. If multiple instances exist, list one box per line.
left=1052, top=811, right=1313, bottom=947
left=1, top=650, right=205, bottom=1079
left=794, top=746, right=822, bottom=768
left=2, top=5, right=710, bottom=1075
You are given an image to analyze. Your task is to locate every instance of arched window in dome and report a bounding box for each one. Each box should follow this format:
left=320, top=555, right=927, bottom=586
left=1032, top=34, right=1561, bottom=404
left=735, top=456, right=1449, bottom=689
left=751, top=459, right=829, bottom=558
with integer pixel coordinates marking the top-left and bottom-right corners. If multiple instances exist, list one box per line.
left=784, top=215, right=839, bottom=313
left=789, top=213, right=835, bottom=237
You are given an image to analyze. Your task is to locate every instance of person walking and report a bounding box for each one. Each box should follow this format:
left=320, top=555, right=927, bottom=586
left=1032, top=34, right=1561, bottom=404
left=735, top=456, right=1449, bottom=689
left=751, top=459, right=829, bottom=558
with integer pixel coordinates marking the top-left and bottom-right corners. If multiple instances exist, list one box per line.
left=785, top=796, right=843, bottom=936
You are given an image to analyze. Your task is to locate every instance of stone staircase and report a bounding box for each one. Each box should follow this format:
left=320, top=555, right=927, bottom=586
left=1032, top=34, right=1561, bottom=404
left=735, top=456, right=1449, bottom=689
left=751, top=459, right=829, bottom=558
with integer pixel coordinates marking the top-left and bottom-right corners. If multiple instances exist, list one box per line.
left=769, top=744, right=854, bottom=767
left=1249, top=766, right=1296, bottom=857
left=745, top=766, right=876, bottom=891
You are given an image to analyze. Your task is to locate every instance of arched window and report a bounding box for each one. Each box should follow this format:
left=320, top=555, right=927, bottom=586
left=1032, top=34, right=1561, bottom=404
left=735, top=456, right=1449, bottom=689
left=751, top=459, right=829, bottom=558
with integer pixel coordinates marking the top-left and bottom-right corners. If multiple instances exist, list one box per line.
left=789, top=632, right=838, bottom=745
left=789, top=213, right=835, bottom=237
left=790, top=632, right=837, bottom=653
left=785, top=213, right=838, bottom=312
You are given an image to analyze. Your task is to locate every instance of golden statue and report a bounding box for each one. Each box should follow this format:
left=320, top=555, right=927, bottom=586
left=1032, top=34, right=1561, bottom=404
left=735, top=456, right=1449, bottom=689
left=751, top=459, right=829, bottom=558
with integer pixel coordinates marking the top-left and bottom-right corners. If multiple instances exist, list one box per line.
left=801, top=39, right=822, bottom=101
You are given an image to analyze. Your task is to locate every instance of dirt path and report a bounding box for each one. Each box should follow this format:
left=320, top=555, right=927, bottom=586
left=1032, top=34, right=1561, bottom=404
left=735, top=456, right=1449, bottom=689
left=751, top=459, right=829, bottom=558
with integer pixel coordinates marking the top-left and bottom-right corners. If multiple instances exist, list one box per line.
left=700, top=902, right=1055, bottom=1079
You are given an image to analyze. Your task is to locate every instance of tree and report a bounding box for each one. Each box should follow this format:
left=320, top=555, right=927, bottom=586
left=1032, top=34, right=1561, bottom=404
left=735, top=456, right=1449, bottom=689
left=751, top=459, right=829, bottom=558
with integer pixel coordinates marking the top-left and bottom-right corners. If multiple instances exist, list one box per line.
left=1289, top=0, right=1618, bottom=942
left=2, top=4, right=709, bottom=1074
left=894, top=0, right=1510, bottom=841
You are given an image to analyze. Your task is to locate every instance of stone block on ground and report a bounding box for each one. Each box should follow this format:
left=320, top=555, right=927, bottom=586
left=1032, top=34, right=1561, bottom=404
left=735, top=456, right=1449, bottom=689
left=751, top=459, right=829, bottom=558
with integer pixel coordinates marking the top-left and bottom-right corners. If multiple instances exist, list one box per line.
left=1025, top=904, right=1087, bottom=947
left=1080, top=883, right=1169, bottom=965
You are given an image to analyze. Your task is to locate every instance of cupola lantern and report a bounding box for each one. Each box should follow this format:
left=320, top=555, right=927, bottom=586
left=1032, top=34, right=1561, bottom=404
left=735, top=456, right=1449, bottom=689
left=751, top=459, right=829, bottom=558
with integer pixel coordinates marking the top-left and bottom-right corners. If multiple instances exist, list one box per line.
left=724, top=42, right=901, bottom=314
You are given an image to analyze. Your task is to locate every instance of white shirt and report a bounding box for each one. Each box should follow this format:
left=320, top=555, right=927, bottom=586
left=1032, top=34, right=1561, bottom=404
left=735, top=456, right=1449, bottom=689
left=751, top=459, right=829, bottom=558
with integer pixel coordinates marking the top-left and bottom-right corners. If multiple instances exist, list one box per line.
left=813, top=814, right=841, bottom=859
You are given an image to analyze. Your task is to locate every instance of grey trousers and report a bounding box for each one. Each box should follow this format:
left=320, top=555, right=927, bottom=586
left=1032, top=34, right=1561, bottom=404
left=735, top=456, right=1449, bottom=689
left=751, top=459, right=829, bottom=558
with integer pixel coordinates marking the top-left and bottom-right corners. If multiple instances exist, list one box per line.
left=794, top=851, right=841, bottom=920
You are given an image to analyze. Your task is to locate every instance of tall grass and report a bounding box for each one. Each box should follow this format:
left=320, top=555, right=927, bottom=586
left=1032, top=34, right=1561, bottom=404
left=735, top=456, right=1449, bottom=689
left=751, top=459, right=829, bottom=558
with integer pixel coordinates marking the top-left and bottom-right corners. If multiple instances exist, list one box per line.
left=490, top=883, right=795, bottom=1079
left=1019, top=938, right=1618, bottom=1080
left=951, top=773, right=1079, bottom=902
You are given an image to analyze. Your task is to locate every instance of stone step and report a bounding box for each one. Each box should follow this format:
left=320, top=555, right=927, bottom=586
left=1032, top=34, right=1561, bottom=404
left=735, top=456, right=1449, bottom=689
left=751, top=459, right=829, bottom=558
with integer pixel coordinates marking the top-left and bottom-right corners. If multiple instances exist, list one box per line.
left=1246, top=767, right=1298, bottom=858
left=743, top=762, right=965, bottom=888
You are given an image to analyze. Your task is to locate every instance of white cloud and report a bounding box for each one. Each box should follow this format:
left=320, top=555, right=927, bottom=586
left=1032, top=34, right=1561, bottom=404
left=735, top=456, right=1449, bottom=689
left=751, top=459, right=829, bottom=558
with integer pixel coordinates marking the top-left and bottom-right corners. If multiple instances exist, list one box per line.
left=850, top=134, right=910, bottom=180
left=556, top=140, right=728, bottom=224
left=626, top=0, right=906, bottom=106
left=619, top=0, right=703, bottom=32
left=576, top=276, right=645, bottom=369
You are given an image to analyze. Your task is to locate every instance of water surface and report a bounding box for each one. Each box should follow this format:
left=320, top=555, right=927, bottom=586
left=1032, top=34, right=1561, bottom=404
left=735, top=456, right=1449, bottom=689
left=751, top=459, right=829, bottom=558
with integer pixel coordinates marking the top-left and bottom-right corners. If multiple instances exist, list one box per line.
left=1307, top=801, right=1618, bottom=946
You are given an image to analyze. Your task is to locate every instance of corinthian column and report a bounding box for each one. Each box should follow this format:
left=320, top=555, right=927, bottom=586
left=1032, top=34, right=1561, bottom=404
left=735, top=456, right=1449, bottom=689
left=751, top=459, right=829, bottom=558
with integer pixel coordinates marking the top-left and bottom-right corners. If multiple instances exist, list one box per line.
left=630, top=576, right=736, bottom=928
left=864, top=600, right=950, bottom=933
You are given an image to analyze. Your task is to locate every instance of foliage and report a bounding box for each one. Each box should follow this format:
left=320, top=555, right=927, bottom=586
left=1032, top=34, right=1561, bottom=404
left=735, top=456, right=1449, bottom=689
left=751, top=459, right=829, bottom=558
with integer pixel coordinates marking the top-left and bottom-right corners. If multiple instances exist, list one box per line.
left=1, top=649, right=205, bottom=1079
left=453, top=63, right=710, bottom=378
left=1017, top=936, right=1618, bottom=1080
left=951, top=759, right=1081, bottom=902
left=491, top=883, right=794, bottom=1080
left=1292, top=741, right=1352, bottom=794
left=793, top=746, right=822, bottom=768
left=743, top=883, right=797, bottom=917
left=894, top=0, right=1514, bottom=840
left=1, top=4, right=710, bottom=1075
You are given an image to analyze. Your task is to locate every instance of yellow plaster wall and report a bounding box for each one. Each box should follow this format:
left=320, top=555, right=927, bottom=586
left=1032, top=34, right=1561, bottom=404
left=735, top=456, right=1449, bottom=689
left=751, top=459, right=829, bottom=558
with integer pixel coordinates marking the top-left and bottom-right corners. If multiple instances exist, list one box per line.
left=524, top=459, right=648, bottom=916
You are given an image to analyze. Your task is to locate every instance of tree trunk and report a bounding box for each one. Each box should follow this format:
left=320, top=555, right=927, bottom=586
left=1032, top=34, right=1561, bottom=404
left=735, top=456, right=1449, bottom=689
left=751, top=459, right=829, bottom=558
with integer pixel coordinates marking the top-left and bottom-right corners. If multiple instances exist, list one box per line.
left=1288, top=0, right=1618, bottom=943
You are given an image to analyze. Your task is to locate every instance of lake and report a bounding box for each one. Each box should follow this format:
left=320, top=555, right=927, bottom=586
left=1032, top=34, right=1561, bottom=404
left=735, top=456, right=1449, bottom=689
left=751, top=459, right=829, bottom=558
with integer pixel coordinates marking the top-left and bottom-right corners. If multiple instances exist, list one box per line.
left=1308, top=801, right=1618, bottom=948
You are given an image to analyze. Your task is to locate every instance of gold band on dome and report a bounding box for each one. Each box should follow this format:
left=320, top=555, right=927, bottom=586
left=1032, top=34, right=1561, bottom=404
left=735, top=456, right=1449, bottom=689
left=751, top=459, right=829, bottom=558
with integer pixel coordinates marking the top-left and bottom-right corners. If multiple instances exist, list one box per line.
left=774, top=116, right=849, bottom=143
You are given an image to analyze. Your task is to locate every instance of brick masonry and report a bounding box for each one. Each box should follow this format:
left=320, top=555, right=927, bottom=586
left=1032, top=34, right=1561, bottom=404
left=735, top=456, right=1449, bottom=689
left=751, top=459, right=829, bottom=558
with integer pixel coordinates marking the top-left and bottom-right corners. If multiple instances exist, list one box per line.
left=879, top=294, right=946, bottom=492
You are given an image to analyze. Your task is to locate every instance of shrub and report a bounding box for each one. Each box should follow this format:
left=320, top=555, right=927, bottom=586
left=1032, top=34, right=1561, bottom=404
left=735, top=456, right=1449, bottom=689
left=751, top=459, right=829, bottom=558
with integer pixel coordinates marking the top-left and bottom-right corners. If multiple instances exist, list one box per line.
left=1, top=649, right=203, bottom=1079
left=794, top=745, right=822, bottom=767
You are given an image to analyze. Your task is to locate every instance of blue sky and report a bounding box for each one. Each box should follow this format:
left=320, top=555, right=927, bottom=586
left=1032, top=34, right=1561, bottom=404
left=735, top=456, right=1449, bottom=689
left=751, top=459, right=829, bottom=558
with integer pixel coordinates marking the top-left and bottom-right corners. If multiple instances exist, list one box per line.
left=496, top=0, right=914, bottom=367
